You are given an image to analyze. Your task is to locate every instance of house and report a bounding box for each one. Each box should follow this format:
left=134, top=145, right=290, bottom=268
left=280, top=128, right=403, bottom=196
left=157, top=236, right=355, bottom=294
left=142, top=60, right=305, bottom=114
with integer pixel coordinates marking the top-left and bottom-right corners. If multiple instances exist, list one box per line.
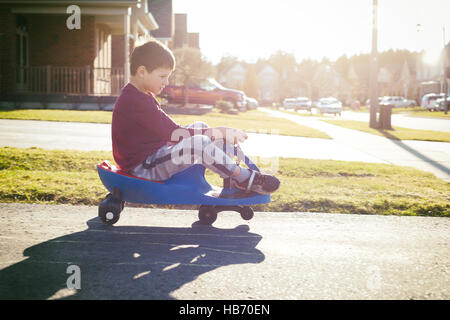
left=218, top=63, right=246, bottom=89
left=256, top=64, right=278, bottom=104
left=0, top=0, right=169, bottom=109
left=172, top=13, right=200, bottom=50
left=149, top=0, right=174, bottom=47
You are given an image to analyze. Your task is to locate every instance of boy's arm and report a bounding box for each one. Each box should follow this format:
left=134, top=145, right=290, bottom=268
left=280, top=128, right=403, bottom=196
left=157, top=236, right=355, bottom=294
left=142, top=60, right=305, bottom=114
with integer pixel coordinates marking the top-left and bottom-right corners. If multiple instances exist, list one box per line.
left=134, top=96, right=246, bottom=144
left=168, top=126, right=247, bottom=145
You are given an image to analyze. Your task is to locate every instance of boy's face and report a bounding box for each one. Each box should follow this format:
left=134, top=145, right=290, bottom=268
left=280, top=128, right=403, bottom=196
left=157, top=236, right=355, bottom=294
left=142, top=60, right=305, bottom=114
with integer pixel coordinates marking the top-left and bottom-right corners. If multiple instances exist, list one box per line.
left=141, top=67, right=172, bottom=95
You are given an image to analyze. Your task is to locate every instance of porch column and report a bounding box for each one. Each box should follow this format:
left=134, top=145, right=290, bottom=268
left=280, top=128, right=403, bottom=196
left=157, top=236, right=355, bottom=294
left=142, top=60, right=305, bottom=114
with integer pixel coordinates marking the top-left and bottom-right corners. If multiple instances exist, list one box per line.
left=124, top=9, right=131, bottom=84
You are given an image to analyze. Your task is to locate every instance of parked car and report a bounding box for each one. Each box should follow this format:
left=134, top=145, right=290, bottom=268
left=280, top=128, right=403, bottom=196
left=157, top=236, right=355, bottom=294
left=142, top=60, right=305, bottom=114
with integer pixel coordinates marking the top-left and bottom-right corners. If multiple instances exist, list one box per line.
left=283, top=98, right=299, bottom=108
left=365, top=97, right=385, bottom=106
left=295, top=97, right=312, bottom=111
left=433, top=96, right=450, bottom=111
left=421, top=93, right=445, bottom=111
left=160, top=78, right=247, bottom=110
left=282, top=97, right=312, bottom=111
left=245, top=96, right=259, bottom=110
left=379, top=96, right=416, bottom=108
left=316, top=97, right=342, bottom=116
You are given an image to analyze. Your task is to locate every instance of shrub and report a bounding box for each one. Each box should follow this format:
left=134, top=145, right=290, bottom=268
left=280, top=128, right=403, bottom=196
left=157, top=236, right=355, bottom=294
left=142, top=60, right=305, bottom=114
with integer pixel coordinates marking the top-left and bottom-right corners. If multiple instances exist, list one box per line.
left=215, top=100, right=234, bottom=113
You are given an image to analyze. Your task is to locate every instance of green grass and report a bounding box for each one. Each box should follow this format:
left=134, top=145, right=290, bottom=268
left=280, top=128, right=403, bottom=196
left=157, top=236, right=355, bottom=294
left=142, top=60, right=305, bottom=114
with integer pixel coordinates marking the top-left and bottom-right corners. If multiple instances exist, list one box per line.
left=322, top=119, right=450, bottom=143
left=1, top=147, right=448, bottom=217
left=0, top=108, right=331, bottom=139
left=0, top=109, right=114, bottom=123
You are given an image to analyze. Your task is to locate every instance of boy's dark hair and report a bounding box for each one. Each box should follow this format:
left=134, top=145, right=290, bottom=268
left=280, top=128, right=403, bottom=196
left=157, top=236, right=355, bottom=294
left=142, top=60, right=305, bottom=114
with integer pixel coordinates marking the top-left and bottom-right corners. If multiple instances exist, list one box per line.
left=130, top=40, right=175, bottom=75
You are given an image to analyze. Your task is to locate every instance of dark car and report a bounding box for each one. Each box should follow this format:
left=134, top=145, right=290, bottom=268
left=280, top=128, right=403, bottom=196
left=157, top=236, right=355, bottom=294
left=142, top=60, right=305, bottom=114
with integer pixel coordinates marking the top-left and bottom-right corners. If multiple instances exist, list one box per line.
left=160, top=78, right=246, bottom=110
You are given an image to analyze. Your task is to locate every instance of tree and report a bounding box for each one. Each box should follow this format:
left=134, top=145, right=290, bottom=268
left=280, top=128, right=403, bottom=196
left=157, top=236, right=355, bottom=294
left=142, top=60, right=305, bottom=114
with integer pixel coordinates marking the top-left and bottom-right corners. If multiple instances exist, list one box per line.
left=172, top=47, right=214, bottom=105
left=243, top=64, right=259, bottom=99
left=267, top=51, right=299, bottom=101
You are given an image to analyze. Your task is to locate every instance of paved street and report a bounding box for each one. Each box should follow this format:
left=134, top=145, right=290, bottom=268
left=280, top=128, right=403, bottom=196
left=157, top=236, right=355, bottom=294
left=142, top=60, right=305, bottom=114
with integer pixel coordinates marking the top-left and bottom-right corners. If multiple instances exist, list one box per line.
left=0, top=203, right=448, bottom=300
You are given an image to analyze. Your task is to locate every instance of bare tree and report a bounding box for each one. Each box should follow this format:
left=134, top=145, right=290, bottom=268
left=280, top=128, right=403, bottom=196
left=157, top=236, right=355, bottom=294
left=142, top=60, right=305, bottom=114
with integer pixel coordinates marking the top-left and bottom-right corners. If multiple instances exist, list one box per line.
left=172, top=47, right=214, bottom=106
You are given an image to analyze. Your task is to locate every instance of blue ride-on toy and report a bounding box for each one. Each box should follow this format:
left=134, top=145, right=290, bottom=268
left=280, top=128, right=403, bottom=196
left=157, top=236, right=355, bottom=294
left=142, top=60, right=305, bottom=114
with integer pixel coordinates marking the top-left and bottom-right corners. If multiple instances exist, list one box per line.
left=97, top=150, right=270, bottom=226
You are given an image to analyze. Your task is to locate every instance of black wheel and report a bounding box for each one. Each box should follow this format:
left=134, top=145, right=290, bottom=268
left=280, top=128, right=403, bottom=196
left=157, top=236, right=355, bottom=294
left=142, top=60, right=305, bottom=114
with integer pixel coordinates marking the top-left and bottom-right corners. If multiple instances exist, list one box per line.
left=239, top=207, right=254, bottom=221
left=224, top=98, right=237, bottom=108
left=98, top=193, right=122, bottom=226
left=198, top=205, right=218, bottom=225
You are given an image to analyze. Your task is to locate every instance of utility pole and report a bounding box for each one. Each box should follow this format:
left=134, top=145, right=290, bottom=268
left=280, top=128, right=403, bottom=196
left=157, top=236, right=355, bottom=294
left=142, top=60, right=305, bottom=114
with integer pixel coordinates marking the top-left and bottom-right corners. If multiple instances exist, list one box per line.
left=369, top=0, right=379, bottom=128
left=443, top=25, right=448, bottom=115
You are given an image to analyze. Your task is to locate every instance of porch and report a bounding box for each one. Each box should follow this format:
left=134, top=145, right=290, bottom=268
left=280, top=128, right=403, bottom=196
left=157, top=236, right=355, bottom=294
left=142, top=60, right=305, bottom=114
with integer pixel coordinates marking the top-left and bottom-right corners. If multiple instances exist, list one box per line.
left=0, top=0, right=158, bottom=108
left=15, top=65, right=124, bottom=96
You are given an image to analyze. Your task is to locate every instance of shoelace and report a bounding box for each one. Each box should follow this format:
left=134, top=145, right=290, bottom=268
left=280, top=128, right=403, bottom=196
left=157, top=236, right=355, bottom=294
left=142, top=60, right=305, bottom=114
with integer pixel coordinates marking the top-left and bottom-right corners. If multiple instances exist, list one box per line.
left=252, top=173, right=265, bottom=186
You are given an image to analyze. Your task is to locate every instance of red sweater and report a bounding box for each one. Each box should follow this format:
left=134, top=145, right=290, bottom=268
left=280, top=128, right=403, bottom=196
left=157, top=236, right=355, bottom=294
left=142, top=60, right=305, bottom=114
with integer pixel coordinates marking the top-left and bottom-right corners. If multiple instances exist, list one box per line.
left=112, top=83, right=206, bottom=171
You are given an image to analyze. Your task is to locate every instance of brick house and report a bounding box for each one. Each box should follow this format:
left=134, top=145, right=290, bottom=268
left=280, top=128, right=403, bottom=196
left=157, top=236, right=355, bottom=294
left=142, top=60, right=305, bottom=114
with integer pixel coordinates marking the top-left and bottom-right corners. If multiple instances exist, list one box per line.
left=0, top=0, right=170, bottom=109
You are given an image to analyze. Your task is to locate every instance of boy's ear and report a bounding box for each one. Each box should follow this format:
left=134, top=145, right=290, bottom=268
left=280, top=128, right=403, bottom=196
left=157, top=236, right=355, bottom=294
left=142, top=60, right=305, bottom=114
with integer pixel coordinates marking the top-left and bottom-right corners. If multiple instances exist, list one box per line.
left=136, top=66, right=147, bottom=78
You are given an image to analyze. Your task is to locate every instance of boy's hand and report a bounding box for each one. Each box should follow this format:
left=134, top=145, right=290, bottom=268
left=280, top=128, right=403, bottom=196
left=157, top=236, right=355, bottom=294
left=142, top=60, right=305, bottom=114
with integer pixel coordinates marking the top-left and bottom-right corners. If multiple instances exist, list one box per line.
left=207, top=127, right=248, bottom=145
left=229, top=128, right=248, bottom=144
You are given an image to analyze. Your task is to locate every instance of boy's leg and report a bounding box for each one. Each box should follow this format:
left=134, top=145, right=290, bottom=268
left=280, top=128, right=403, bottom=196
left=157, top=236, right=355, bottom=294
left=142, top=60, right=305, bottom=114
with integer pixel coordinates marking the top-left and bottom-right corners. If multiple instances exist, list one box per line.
left=132, top=121, right=280, bottom=194
left=184, top=121, right=245, bottom=163
left=131, top=134, right=240, bottom=181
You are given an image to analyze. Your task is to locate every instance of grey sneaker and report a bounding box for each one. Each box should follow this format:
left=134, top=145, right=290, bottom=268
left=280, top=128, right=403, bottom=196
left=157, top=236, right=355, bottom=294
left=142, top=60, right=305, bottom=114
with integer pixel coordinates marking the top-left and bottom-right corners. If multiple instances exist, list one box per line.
left=232, top=170, right=280, bottom=195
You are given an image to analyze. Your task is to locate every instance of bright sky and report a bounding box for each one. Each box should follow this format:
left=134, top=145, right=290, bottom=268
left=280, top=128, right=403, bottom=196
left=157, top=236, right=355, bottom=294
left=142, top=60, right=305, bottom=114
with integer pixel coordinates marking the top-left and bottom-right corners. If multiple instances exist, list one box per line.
left=172, top=0, right=450, bottom=65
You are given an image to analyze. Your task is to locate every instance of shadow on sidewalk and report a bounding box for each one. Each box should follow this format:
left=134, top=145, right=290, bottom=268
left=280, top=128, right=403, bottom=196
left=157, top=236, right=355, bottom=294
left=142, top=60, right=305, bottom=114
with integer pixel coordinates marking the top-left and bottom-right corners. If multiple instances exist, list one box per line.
left=0, top=218, right=264, bottom=299
left=379, top=129, right=450, bottom=176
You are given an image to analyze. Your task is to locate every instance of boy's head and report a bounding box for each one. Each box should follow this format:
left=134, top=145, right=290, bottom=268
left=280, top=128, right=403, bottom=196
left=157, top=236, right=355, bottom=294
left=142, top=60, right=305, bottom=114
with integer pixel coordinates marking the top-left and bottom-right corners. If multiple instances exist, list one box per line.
left=130, top=40, right=175, bottom=94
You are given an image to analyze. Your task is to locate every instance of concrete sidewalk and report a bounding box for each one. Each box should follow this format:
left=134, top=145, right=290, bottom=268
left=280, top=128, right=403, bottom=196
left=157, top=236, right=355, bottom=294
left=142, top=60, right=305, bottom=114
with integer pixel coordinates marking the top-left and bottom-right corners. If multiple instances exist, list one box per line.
left=260, top=108, right=450, bottom=182
left=0, top=118, right=387, bottom=163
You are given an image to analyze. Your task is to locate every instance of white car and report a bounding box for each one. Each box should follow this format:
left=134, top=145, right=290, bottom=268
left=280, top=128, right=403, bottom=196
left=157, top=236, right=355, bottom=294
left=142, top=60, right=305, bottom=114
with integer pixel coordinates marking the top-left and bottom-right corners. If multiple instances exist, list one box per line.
left=283, top=98, right=301, bottom=109
left=433, top=97, right=450, bottom=111
left=380, top=96, right=416, bottom=108
left=245, top=96, right=258, bottom=110
left=421, top=93, right=445, bottom=110
left=283, top=97, right=312, bottom=111
left=316, top=97, right=342, bottom=116
left=295, top=97, right=312, bottom=111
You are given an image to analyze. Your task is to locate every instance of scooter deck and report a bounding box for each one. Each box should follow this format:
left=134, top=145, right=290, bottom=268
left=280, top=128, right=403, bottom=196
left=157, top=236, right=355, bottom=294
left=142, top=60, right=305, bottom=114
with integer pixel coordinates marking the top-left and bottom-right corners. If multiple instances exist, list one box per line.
left=97, top=161, right=270, bottom=206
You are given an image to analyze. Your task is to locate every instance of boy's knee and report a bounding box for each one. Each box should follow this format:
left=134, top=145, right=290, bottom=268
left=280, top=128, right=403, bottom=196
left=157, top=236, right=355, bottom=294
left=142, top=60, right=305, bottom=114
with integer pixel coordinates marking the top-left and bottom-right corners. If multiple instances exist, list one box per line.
left=191, top=134, right=212, bottom=146
left=191, top=121, right=209, bottom=129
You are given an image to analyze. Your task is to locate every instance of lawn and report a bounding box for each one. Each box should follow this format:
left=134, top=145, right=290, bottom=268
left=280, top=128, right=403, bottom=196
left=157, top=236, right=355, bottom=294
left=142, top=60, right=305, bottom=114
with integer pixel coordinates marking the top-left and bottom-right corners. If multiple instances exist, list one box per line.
left=0, top=108, right=330, bottom=139
left=322, top=119, right=450, bottom=143
left=1, top=147, right=448, bottom=217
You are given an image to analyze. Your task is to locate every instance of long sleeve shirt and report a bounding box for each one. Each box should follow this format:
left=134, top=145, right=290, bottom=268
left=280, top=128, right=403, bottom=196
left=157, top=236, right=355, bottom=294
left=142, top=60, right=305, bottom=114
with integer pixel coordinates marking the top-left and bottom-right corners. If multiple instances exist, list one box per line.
left=111, top=83, right=206, bottom=171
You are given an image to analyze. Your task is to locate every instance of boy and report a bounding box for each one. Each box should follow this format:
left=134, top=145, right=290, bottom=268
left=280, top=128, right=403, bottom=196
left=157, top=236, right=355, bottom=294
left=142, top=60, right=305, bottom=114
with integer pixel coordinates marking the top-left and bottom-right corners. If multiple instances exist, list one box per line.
left=112, top=40, right=280, bottom=195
